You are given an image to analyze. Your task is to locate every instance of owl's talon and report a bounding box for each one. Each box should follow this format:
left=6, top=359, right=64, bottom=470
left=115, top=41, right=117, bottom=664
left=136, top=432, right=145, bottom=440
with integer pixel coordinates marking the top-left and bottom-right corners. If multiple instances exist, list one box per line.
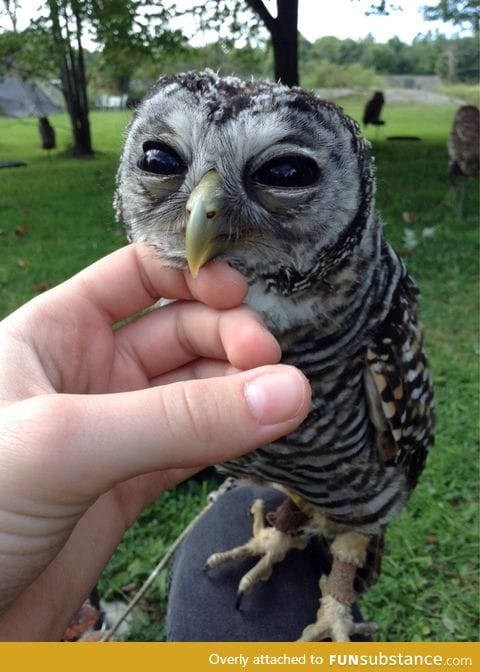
left=205, top=498, right=308, bottom=601
left=298, top=594, right=374, bottom=642
left=351, top=621, right=378, bottom=637
left=235, top=591, right=244, bottom=611
left=250, top=499, right=265, bottom=516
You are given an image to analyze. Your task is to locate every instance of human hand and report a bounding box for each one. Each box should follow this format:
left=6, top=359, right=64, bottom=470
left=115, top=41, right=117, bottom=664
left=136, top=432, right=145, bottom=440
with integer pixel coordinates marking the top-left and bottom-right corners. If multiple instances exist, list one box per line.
left=0, top=244, right=310, bottom=640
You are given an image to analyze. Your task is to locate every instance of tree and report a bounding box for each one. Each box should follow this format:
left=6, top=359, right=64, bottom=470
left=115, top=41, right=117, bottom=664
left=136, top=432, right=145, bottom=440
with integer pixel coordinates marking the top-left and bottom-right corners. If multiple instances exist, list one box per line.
left=185, top=0, right=299, bottom=86
left=88, top=0, right=183, bottom=96
left=423, top=0, right=480, bottom=34
left=1, top=1, right=185, bottom=154
left=243, top=0, right=299, bottom=85
left=45, top=0, right=93, bottom=155
left=0, top=0, right=95, bottom=155
left=363, top=1, right=405, bottom=15
left=43, top=0, right=177, bottom=154
left=361, top=40, right=397, bottom=73
left=0, top=0, right=20, bottom=31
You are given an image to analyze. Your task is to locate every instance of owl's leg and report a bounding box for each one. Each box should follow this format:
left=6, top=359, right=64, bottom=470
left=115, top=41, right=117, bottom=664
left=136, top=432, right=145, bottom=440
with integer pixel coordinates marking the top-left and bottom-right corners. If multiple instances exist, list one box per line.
left=205, top=497, right=309, bottom=607
left=456, top=179, right=468, bottom=219
left=299, top=532, right=377, bottom=642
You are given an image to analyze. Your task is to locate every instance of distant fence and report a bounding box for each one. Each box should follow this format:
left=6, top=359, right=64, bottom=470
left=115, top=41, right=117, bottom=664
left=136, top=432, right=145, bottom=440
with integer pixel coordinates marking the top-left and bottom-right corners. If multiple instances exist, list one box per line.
left=95, top=94, right=128, bottom=109
left=383, top=75, right=442, bottom=91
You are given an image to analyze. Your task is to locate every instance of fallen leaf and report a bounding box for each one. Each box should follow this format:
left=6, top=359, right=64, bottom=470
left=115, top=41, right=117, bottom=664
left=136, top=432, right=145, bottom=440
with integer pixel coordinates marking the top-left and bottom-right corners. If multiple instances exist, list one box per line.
left=121, top=582, right=137, bottom=596
left=32, top=279, right=50, bottom=293
left=425, top=534, right=439, bottom=545
left=14, top=225, right=30, bottom=237
left=62, top=602, right=102, bottom=642
left=17, top=258, right=29, bottom=269
left=402, top=211, right=418, bottom=223
left=422, top=226, right=437, bottom=238
left=402, top=227, right=418, bottom=250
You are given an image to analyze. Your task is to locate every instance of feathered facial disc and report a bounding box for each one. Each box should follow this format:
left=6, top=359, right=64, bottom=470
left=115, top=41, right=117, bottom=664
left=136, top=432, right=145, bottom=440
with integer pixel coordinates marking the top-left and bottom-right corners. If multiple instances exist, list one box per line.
left=115, top=70, right=374, bottom=277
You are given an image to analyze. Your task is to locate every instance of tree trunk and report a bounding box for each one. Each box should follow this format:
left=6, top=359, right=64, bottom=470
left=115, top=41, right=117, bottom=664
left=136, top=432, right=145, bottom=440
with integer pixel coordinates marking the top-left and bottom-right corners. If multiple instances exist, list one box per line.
left=71, top=0, right=93, bottom=154
left=48, top=0, right=93, bottom=155
left=58, top=55, right=93, bottom=155
left=271, top=0, right=299, bottom=85
left=245, top=0, right=299, bottom=86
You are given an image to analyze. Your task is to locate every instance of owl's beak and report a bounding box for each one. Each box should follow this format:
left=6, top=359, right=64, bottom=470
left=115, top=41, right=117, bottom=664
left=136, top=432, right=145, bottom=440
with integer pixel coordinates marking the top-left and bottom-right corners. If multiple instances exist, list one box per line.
left=185, top=170, right=225, bottom=278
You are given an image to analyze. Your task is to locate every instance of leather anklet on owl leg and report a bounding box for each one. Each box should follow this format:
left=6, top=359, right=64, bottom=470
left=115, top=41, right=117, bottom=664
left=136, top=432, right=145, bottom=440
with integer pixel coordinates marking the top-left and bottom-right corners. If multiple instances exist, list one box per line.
left=205, top=498, right=309, bottom=609
left=299, top=532, right=377, bottom=642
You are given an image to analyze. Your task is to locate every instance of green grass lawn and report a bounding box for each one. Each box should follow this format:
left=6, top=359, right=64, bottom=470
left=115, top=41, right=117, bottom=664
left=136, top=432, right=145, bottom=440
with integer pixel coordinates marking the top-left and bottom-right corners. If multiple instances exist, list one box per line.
left=0, top=101, right=478, bottom=642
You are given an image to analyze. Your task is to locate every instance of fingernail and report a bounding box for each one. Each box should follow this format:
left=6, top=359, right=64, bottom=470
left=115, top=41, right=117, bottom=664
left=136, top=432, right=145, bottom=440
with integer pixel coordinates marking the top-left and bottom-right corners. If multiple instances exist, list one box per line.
left=244, top=366, right=309, bottom=426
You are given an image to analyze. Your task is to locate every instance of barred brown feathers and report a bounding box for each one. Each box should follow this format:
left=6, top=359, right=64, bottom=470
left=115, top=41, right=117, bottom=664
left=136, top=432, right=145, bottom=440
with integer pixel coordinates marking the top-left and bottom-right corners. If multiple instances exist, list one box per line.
left=448, top=104, right=480, bottom=177
left=115, top=71, right=435, bottom=635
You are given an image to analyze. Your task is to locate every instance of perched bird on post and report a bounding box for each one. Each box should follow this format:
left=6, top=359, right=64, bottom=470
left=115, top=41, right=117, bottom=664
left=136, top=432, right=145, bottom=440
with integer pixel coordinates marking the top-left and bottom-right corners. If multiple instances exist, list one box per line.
left=115, top=71, right=434, bottom=641
left=362, top=91, right=385, bottom=128
left=38, top=116, right=56, bottom=150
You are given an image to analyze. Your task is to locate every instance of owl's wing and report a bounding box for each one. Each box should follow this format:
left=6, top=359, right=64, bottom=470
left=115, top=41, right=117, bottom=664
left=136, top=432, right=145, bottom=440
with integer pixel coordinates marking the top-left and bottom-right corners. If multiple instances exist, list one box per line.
left=365, top=275, right=435, bottom=488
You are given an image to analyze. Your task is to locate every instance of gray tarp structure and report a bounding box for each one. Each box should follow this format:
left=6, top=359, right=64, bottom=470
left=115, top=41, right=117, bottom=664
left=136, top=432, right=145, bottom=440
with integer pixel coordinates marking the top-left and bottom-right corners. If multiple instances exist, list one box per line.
left=0, top=75, right=61, bottom=168
left=0, top=75, right=60, bottom=117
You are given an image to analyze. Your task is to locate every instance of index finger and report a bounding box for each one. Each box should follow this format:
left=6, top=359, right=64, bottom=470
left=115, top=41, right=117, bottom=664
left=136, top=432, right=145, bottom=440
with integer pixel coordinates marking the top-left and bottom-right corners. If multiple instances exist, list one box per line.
left=63, top=244, right=248, bottom=324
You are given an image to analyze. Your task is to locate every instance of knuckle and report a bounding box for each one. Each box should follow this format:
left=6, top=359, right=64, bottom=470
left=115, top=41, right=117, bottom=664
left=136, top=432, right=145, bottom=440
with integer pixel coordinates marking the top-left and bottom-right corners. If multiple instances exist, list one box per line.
left=0, top=395, right=78, bottom=476
left=22, top=395, right=78, bottom=447
left=167, top=380, right=224, bottom=449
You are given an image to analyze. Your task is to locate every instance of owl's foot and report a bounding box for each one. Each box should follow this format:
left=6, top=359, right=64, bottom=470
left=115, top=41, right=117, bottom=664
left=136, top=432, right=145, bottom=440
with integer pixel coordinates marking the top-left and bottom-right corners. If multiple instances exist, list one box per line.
left=299, top=588, right=377, bottom=642
left=299, top=532, right=377, bottom=641
left=205, top=498, right=309, bottom=607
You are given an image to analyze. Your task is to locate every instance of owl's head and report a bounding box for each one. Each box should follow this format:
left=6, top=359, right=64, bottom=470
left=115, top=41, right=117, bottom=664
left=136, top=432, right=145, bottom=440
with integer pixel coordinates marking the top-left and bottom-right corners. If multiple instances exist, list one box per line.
left=115, top=70, right=376, bottom=282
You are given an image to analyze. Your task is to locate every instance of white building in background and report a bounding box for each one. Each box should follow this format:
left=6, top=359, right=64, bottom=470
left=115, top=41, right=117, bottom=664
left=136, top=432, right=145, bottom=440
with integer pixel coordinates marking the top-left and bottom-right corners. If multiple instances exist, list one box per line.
left=96, top=94, right=128, bottom=109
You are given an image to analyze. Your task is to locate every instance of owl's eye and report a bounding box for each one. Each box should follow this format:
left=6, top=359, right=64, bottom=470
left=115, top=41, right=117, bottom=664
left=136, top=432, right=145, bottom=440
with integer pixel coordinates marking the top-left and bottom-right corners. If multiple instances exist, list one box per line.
left=252, top=155, right=319, bottom=188
left=137, top=142, right=186, bottom=176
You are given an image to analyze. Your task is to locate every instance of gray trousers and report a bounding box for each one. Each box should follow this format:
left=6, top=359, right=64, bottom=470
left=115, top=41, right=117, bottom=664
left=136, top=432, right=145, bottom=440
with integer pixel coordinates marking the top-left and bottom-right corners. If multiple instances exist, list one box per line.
left=167, top=483, right=368, bottom=641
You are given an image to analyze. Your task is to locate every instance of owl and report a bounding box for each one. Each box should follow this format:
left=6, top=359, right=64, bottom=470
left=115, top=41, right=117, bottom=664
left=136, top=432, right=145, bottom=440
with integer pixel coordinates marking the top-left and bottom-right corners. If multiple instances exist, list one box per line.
left=447, top=105, right=479, bottom=218
left=448, top=104, right=479, bottom=178
left=115, top=70, right=434, bottom=641
left=362, top=91, right=385, bottom=127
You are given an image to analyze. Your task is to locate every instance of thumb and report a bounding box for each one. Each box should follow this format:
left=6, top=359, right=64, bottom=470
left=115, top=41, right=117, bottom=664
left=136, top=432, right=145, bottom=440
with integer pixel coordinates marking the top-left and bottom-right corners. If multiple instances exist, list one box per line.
left=6, top=365, right=311, bottom=499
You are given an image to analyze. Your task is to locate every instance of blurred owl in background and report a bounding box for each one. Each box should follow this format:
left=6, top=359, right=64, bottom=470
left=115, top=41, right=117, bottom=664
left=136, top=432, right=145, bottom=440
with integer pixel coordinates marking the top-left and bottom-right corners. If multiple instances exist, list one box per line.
left=447, top=104, right=479, bottom=218
left=115, top=71, right=434, bottom=641
left=448, top=104, right=479, bottom=178
left=362, top=91, right=385, bottom=128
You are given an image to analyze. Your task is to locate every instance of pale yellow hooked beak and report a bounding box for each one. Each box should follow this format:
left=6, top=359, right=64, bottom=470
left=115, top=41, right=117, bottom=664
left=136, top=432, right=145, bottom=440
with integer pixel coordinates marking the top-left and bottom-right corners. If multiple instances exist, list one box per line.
left=185, top=170, right=225, bottom=278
